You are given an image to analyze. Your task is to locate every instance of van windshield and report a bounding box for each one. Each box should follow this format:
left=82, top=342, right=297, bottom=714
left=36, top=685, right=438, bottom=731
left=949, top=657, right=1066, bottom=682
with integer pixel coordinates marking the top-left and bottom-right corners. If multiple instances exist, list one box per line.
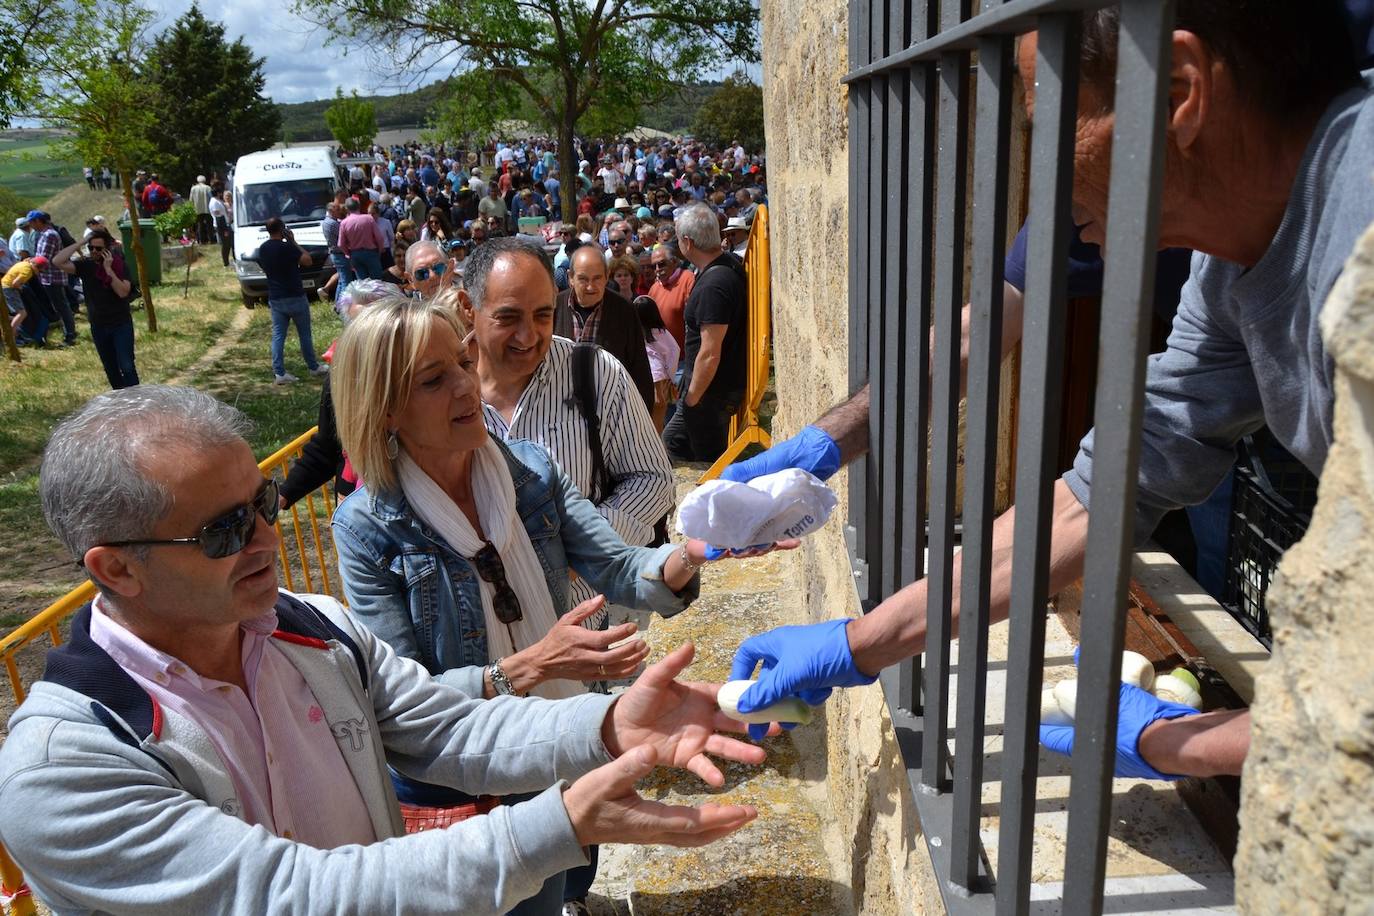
left=236, top=178, right=333, bottom=226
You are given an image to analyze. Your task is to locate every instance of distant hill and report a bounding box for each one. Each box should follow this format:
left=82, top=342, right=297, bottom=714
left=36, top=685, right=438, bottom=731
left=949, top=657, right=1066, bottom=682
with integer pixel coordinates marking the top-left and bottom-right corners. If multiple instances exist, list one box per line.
left=275, top=80, right=724, bottom=142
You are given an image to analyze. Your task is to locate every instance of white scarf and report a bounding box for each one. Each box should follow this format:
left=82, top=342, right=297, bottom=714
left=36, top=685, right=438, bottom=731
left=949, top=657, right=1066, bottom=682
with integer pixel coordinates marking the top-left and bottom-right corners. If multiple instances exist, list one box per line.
left=397, top=442, right=582, bottom=699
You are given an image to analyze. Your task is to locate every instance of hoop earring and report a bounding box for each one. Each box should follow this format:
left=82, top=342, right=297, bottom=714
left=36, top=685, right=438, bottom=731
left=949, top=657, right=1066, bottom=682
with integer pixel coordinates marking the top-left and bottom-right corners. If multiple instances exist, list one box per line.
left=386, top=432, right=400, bottom=460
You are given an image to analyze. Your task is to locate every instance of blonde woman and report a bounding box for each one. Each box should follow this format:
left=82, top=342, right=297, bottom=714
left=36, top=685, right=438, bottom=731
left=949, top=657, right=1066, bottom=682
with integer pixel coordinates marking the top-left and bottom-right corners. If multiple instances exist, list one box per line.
left=329, top=298, right=792, bottom=913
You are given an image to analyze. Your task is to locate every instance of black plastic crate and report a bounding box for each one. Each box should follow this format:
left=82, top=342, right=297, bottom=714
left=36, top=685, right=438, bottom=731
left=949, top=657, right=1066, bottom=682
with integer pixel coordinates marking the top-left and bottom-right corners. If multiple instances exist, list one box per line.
left=1221, top=437, right=1317, bottom=648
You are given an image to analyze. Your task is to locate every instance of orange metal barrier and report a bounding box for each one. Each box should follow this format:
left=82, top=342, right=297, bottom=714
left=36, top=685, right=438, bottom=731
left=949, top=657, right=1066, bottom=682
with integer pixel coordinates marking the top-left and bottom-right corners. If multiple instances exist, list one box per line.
left=699, top=204, right=773, bottom=482
left=0, top=426, right=341, bottom=705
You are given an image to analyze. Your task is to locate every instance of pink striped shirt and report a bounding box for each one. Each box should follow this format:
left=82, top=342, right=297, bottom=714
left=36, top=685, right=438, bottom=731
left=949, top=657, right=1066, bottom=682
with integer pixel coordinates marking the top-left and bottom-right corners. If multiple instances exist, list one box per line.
left=89, top=596, right=377, bottom=848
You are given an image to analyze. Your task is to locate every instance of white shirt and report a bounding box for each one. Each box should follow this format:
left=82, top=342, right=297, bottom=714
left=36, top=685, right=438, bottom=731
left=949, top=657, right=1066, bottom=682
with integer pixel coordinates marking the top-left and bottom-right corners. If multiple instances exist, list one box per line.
left=210, top=196, right=230, bottom=225
left=481, top=336, right=674, bottom=607
left=597, top=167, right=622, bottom=194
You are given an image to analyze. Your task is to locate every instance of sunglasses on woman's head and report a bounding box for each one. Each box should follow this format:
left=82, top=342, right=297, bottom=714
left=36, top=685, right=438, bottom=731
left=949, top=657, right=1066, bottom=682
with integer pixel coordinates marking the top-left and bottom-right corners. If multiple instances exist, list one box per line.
left=95, top=479, right=279, bottom=561
left=471, top=541, right=524, bottom=624
left=412, top=262, right=448, bottom=282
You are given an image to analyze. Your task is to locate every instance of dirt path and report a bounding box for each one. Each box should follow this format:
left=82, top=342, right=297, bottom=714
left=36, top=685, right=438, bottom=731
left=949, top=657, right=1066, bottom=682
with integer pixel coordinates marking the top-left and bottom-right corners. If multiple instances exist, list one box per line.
left=167, top=303, right=254, bottom=386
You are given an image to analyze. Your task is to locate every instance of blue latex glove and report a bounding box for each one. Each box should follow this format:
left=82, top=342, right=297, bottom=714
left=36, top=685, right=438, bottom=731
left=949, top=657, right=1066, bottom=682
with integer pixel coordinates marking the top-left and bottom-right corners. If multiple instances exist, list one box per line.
left=720, top=425, right=842, bottom=484
left=1039, top=681, right=1201, bottom=780
left=729, top=619, right=879, bottom=740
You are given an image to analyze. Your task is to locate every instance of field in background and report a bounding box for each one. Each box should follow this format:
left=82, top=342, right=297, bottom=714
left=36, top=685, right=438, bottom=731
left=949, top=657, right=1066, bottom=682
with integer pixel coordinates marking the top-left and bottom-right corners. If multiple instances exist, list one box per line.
left=0, top=136, right=83, bottom=202
left=37, top=183, right=128, bottom=235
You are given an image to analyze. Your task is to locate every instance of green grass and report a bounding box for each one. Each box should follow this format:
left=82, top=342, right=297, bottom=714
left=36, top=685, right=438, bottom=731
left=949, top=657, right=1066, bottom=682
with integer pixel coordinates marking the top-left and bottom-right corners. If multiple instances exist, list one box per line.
left=191, top=305, right=342, bottom=458
left=0, top=250, right=330, bottom=617
left=0, top=137, right=83, bottom=202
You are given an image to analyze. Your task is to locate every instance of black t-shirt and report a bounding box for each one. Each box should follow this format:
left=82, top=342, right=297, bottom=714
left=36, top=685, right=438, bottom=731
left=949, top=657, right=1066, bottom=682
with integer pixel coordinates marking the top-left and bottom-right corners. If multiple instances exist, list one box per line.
left=257, top=238, right=304, bottom=299
left=682, top=252, right=748, bottom=401
left=75, top=257, right=132, bottom=328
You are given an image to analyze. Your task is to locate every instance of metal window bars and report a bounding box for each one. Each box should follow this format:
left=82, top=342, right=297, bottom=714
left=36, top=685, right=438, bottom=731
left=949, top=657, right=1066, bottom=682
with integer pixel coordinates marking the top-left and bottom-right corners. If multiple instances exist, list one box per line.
left=842, top=0, right=1176, bottom=912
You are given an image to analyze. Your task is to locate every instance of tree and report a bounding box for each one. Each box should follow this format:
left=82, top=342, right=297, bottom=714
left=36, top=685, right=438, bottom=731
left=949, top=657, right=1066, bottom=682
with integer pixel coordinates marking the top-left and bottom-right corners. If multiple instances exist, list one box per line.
left=324, top=88, right=378, bottom=152
left=0, top=0, right=64, bottom=129
left=141, top=3, right=281, bottom=193
left=295, top=0, right=759, bottom=217
left=691, top=76, right=765, bottom=151
left=35, top=0, right=162, bottom=330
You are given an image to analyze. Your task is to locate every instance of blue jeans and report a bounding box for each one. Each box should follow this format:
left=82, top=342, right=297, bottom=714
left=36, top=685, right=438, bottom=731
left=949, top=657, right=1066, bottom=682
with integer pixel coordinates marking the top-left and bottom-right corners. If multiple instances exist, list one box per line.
left=90, top=321, right=139, bottom=388
left=348, top=248, right=384, bottom=281
left=269, top=295, right=319, bottom=377
left=330, top=252, right=355, bottom=287
left=44, top=283, right=76, bottom=341
left=17, top=284, right=48, bottom=343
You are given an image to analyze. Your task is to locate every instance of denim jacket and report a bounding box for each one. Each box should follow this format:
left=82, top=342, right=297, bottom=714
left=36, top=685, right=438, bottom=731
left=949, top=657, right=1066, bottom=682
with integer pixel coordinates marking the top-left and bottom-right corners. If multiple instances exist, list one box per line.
left=332, top=437, right=698, bottom=699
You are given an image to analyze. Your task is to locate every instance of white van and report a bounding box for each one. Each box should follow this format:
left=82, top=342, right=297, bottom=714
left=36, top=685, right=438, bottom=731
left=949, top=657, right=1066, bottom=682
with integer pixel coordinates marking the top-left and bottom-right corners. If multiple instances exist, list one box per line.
left=231, top=146, right=341, bottom=306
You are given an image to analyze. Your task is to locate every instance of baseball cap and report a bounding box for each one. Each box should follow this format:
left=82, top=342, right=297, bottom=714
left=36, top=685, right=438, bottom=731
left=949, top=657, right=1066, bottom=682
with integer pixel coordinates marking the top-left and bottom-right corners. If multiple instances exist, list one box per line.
left=636, top=206, right=654, bottom=219
left=30, top=255, right=48, bottom=268
left=25, top=210, right=46, bottom=222
left=14, top=216, right=28, bottom=228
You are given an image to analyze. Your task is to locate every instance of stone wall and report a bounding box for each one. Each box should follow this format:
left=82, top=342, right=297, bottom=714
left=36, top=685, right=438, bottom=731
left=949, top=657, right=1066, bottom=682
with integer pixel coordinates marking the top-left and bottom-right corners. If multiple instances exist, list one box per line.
left=1234, top=222, right=1374, bottom=909
left=759, top=1, right=940, bottom=912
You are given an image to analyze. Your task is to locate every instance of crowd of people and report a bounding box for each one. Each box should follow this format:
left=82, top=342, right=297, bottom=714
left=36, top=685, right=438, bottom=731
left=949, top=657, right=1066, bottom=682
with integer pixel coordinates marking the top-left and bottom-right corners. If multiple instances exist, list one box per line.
left=268, top=134, right=766, bottom=463
left=1, top=132, right=771, bottom=916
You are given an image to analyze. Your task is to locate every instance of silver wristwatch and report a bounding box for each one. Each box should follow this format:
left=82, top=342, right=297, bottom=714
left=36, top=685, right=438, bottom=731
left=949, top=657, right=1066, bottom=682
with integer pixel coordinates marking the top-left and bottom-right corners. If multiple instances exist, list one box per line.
left=488, top=657, right=519, bottom=696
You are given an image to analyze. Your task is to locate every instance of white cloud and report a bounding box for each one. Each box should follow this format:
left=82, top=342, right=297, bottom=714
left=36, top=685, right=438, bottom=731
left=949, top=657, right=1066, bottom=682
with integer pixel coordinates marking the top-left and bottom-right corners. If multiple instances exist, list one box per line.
left=145, top=0, right=414, bottom=103
left=146, top=0, right=759, bottom=105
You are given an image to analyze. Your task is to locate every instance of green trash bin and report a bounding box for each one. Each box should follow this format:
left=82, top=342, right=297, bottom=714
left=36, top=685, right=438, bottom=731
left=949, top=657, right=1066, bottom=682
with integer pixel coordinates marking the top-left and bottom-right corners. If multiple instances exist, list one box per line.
left=117, top=219, right=163, bottom=291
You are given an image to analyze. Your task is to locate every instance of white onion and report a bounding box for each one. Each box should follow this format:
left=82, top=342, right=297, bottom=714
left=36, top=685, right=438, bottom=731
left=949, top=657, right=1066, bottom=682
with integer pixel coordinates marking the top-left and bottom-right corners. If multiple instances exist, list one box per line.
left=716, top=680, right=815, bottom=726
left=1152, top=674, right=1203, bottom=710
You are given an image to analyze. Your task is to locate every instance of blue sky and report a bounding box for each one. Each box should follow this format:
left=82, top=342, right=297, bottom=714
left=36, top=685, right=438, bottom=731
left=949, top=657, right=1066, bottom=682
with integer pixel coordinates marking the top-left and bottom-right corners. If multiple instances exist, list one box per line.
left=142, top=0, right=760, bottom=105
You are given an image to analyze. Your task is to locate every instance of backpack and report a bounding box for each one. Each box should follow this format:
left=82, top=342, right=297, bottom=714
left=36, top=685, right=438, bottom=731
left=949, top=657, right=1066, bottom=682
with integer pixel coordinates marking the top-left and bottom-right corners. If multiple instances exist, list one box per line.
left=147, top=184, right=169, bottom=208
left=569, top=343, right=671, bottom=547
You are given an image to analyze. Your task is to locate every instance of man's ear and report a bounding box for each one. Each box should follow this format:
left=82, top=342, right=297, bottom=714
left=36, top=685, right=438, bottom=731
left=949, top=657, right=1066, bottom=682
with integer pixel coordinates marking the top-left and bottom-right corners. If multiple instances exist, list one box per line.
left=1168, top=30, right=1213, bottom=154
left=82, top=546, right=145, bottom=600
left=457, top=286, right=477, bottom=326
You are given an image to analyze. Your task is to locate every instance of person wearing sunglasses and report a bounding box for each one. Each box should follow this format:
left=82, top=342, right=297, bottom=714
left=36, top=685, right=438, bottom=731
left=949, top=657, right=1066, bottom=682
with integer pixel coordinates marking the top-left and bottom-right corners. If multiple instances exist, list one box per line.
left=52, top=228, right=138, bottom=388
left=330, top=296, right=794, bottom=914
left=0, top=384, right=772, bottom=914
left=404, top=239, right=456, bottom=299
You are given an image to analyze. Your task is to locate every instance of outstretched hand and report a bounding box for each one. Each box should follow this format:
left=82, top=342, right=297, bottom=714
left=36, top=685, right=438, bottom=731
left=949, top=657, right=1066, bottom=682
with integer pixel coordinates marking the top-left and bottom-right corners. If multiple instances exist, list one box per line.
left=604, top=642, right=767, bottom=787
left=699, top=538, right=802, bottom=562
left=562, top=745, right=758, bottom=847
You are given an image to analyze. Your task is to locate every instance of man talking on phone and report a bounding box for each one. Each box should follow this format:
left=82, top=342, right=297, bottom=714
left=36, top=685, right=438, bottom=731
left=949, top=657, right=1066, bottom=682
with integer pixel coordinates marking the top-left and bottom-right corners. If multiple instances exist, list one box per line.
left=53, top=229, right=137, bottom=389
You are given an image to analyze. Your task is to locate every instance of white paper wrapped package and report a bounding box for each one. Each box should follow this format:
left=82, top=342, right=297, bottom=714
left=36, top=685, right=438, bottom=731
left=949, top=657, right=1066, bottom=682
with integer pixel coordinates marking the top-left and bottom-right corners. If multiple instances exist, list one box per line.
left=676, top=468, right=839, bottom=549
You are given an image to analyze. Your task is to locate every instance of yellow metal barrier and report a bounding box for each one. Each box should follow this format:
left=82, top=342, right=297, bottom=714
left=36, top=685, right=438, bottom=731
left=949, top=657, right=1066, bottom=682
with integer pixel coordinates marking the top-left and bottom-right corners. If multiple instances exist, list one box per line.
left=0, top=426, right=341, bottom=705
left=699, top=204, right=773, bottom=482
left=0, top=840, right=35, bottom=916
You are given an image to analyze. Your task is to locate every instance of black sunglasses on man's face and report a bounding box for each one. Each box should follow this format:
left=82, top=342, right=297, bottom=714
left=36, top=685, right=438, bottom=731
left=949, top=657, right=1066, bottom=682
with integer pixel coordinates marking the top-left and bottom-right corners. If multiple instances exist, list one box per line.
left=96, top=479, right=279, bottom=561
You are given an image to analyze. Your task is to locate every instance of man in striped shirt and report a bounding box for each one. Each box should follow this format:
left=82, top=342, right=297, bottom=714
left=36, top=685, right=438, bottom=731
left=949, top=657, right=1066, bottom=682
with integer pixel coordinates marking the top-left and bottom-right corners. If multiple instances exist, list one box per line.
left=27, top=211, right=78, bottom=347
left=457, top=238, right=675, bottom=623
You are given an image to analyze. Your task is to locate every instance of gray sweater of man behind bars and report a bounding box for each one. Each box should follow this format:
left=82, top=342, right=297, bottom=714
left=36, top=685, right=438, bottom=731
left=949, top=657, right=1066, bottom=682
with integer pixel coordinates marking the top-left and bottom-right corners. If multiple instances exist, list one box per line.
left=1064, top=73, right=1374, bottom=542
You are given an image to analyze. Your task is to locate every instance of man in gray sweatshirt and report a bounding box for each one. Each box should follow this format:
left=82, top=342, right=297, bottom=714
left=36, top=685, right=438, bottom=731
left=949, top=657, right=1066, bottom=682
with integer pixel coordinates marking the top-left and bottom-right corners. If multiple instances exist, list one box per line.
left=0, top=385, right=765, bottom=915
